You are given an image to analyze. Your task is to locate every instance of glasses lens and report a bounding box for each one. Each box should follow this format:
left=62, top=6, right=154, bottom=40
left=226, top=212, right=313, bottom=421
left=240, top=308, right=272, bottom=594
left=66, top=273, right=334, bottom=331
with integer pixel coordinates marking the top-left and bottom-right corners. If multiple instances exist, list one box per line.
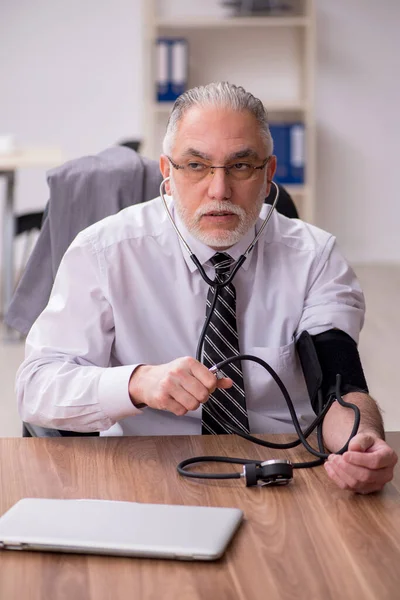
left=179, top=161, right=266, bottom=181
left=229, top=164, right=256, bottom=181
left=185, top=163, right=210, bottom=182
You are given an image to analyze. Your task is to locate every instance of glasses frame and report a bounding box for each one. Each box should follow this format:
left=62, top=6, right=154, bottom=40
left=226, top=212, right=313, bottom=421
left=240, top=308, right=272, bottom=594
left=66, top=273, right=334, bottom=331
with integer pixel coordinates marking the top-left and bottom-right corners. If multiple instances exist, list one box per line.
left=167, top=155, right=270, bottom=180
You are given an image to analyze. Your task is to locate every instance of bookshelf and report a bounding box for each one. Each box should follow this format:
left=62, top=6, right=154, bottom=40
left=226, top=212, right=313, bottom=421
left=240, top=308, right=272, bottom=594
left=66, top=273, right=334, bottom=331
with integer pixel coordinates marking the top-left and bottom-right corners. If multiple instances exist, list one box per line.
left=156, top=16, right=309, bottom=28
left=142, top=0, right=316, bottom=223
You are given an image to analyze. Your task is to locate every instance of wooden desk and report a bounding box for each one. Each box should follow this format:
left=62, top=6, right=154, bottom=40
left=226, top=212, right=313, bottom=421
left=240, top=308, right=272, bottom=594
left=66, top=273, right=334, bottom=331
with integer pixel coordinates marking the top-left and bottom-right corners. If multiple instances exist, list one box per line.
left=0, top=148, right=63, bottom=331
left=0, top=433, right=399, bottom=600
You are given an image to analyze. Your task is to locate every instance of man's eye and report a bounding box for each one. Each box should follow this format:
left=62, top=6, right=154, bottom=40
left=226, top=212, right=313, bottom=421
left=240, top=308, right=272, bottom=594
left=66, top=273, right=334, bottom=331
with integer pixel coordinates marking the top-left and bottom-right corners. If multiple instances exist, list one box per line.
left=233, top=163, right=251, bottom=171
left=187, top=162, right=207, bottom=171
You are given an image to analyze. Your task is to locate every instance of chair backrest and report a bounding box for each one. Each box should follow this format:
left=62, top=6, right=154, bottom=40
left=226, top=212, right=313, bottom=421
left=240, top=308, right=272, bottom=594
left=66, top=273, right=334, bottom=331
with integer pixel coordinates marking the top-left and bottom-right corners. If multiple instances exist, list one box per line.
left=269, top=185, right=298, bottom=219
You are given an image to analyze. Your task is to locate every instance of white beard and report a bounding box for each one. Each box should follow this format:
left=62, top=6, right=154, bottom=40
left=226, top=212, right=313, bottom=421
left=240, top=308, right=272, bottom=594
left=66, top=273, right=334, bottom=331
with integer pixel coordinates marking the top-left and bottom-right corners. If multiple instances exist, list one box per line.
left=170, top=173, right=266, bottom=249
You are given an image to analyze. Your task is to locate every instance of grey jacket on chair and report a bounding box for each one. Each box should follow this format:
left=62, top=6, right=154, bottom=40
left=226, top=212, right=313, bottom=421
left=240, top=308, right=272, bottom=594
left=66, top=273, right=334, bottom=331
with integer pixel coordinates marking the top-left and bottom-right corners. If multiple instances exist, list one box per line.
left=5, top=146, right=163, bottom=334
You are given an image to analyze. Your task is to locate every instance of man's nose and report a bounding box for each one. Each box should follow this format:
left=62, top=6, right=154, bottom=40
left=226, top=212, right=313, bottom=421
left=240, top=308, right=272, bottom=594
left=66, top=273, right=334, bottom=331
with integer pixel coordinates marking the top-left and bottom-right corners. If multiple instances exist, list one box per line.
left=207, top=167, right=232, bottom=201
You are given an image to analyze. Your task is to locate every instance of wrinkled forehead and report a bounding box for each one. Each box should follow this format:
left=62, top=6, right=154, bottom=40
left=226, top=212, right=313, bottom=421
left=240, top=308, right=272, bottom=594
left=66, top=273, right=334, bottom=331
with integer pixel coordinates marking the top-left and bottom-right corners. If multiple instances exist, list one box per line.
left=172, top=105, right=267, bottom=161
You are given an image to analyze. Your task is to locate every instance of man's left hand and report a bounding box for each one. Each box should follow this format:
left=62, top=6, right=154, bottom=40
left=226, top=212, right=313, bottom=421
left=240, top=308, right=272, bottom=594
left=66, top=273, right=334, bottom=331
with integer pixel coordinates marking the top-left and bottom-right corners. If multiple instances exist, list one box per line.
left=324, top=432, right=398, bottom=494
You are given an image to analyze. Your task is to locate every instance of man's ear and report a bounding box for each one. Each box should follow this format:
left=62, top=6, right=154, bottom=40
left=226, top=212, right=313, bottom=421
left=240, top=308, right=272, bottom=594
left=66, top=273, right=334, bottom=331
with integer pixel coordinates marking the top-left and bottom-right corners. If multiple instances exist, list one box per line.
left=160, top=155, right=172, bottom=194
left=265, top=155, right=277, bottom=197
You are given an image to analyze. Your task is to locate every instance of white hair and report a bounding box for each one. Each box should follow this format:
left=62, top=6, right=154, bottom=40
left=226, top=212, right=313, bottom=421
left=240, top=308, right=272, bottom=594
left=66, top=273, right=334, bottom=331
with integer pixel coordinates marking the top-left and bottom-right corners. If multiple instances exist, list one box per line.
left=162, top=82, right=274, bottom=156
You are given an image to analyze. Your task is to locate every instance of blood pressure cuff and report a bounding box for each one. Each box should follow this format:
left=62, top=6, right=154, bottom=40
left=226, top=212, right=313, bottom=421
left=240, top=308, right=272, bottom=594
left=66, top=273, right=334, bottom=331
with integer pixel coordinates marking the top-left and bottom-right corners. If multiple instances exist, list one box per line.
left=296, top=329, right=369, bottom=414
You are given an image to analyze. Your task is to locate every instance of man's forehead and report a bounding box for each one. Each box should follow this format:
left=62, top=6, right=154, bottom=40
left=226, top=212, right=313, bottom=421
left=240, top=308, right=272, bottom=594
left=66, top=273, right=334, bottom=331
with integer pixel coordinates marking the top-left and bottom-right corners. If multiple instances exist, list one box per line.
left=181, top=146, right=261, bottom=162
left=173, top=106, right=265, bottom=158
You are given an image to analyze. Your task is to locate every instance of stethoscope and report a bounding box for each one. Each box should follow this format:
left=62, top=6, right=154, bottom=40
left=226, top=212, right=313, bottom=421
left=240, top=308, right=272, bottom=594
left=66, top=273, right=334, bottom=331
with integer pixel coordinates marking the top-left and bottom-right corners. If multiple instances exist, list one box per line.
left=160, top=177, right=360, bottom=487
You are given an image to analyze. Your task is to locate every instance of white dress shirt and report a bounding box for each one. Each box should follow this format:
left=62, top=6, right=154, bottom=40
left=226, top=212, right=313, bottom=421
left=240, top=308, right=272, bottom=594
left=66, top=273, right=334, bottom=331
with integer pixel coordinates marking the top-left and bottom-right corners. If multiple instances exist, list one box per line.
left=17, top=197, right=365, bottom=436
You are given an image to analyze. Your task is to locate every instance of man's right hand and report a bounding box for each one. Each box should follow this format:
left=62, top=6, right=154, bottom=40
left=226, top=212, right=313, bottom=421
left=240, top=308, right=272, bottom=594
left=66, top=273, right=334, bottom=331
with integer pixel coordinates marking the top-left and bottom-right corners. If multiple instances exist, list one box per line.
left=128, top=357, right=233, bottom=416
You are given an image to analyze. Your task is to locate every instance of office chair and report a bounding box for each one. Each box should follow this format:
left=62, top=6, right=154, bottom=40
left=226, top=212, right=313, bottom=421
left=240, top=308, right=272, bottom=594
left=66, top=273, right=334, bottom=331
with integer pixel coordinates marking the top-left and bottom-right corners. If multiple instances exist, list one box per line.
left=270, top=185, right=298, bottom=218
left=18, top=148, right=297, bottom=438
left=15, top=211, right=44, bottom=236
left=13, top=212, right=44, bottom=284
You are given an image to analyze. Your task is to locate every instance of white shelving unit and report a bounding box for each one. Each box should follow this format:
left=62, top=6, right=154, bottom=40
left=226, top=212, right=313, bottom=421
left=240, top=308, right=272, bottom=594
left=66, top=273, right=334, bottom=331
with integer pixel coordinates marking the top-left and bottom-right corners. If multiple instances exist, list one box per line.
left=142, top=0, right=316, bottom=223
left=156, top=16, right=309, bottom=28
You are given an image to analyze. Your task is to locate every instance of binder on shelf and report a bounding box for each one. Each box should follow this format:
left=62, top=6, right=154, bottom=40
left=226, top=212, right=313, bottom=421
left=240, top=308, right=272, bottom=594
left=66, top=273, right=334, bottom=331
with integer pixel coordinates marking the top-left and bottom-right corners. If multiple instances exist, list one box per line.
left=156, top=38, right=188, bottom=103
left=156, top=39, right=169, bottom=102
left=289, top=123, right=305, bottom=184
left=269, top=123, right=290, bottom=183
left=171, top=39, right=188, bottom=98
left=269, top=122, right=305, bottom=185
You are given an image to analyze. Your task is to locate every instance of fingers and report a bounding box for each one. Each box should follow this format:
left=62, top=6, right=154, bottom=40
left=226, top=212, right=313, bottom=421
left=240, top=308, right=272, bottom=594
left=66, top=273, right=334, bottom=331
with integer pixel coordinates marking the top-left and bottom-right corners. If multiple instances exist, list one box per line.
left=324, top=461, right=356, bottom=491
left=344, top=446, right=398, bottom=470
left=176, top=373, right=211, bottom=410
left=176, top=368, right=233, bottom=409
left=324, top=461, right=383, bottom=494
left=324, top=454, right=395, bottom=494
left=215, top=377, right=233, bottom=389
left=324, top=436, right=398, bottom=494
left=348, top=432, right=378, bottom=452
left=189, top=360, right=232, bottom=393
left=160, top=362, right=207, bottom=414
left=131, top=357, right=235, bottom=417
left=156, top=394, right=196, bottom=417
left=157, top=358, right=232, bottom=416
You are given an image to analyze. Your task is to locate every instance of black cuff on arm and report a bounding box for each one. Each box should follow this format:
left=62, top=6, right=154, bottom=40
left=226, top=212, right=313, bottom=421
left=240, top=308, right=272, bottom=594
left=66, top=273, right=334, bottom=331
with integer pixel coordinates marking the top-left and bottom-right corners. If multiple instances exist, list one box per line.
left=297, top=329, right=369, bottom=414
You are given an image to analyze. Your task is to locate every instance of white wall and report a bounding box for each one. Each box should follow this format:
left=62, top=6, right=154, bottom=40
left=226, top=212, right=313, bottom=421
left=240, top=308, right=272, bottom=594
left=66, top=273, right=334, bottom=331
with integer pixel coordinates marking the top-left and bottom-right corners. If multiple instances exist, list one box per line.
left=0, top=0, right=143, bottom=267
left=0, top=0, right=399, bottom=266
left=316, top=0, right=400, bottom=263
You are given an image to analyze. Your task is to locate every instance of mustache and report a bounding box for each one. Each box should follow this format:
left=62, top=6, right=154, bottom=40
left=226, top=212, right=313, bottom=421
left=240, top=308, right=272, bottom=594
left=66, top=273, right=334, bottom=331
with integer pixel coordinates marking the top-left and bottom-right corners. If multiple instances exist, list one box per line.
left=194, top=201, right=245, bottom=219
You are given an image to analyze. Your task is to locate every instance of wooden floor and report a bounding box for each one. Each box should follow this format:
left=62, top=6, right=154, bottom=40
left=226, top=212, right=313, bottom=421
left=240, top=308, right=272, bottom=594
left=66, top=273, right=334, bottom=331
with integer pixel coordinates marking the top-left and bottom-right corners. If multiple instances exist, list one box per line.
left=0, top=264, right=399, bottom=437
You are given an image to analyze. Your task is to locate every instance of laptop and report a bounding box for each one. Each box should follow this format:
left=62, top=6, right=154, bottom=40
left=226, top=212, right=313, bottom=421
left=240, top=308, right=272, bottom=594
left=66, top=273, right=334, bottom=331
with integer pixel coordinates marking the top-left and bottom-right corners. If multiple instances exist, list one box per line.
left=0, top=498, right=243, bottom=561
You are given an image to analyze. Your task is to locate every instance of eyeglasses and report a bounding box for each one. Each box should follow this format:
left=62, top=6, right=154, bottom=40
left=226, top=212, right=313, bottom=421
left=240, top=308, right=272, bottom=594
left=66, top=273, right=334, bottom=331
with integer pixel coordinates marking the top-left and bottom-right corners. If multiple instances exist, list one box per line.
left=167, top=156, right=270, bottom=182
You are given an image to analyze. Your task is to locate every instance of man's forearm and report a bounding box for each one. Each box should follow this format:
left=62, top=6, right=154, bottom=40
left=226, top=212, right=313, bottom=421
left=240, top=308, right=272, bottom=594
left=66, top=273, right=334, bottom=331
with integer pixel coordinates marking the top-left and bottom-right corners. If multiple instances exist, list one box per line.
left=322, top=392, right=385, bottom=453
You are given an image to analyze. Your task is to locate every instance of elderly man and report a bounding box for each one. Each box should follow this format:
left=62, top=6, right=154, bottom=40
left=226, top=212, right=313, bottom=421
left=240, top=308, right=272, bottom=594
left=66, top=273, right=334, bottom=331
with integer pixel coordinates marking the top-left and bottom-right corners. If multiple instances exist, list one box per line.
left=17, top=82, right=397, bottom=493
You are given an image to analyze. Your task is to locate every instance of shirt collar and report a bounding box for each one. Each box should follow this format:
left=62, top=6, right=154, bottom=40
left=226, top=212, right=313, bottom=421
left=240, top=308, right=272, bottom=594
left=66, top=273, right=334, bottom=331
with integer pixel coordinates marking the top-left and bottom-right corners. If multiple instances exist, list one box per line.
left=168, top=197, right=270, bottom=274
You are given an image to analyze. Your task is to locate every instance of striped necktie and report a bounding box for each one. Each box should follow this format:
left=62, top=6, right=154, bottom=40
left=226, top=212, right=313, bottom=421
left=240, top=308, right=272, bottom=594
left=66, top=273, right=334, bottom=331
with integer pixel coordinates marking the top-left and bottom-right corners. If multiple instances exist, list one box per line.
left=201, top=252, right=250, bottom=435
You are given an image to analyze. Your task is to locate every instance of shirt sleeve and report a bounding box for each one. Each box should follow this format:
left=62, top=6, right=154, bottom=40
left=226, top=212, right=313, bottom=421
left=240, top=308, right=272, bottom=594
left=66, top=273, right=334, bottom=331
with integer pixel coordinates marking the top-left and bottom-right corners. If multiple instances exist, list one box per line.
left=16, top=231, right=143, bottom=432
left=296, top=235, right=365, bottom=343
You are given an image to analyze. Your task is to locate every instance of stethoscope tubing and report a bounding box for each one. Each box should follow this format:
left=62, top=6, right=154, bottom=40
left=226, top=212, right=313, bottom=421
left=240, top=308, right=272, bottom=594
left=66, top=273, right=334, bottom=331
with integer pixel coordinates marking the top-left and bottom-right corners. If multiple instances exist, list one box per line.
left=159, top=179, right=360, bottom=477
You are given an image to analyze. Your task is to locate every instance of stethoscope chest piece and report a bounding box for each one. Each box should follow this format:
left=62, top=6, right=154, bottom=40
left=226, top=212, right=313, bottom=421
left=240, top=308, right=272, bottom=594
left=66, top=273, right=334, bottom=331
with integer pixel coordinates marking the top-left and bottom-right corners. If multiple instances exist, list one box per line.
left=244, top=459, right=293, bottom=487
